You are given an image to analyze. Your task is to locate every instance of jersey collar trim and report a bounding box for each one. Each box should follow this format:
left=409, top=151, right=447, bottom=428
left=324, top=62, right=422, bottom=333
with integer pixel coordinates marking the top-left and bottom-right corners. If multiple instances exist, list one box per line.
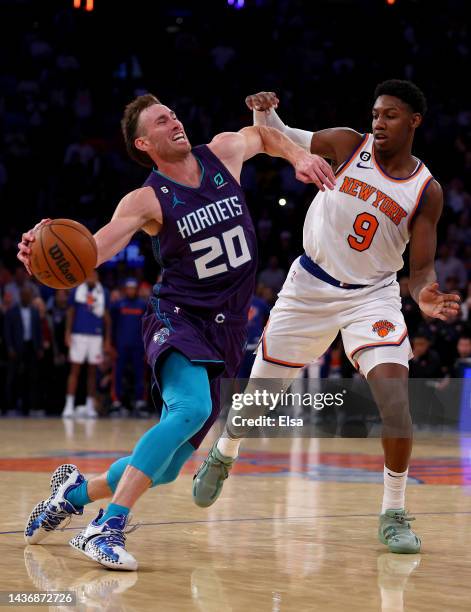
left=372, top=146, right=424, bottom=183
left=152, top=155, right=205, bottom=190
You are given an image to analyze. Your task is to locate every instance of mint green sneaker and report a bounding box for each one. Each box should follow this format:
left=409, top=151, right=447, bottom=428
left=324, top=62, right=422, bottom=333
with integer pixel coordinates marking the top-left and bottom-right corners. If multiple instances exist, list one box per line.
left=378, top=509, right=421, bottom=554
left=192, top=442, right=235, bottom=508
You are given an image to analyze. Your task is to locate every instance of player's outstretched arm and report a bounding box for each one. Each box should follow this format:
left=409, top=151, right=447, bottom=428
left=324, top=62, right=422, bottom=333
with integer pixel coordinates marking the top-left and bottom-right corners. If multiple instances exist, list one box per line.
left=17, top=187, right=162, bottom=273
left=209, top=126, right=335, bottom=192
left=93, top=187, right=162, bottom=266
left=409, top=180, right=461, bottom=321
left=246, top=91, right=363, bottom=167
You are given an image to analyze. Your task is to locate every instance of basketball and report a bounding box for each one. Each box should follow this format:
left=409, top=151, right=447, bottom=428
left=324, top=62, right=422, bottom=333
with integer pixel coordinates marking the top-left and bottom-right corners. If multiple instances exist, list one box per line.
left=30, top=219, right=97, bottom=289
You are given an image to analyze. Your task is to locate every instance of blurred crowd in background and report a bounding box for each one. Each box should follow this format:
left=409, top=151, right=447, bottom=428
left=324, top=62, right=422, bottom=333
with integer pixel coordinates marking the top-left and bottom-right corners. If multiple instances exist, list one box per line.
left=1, top=0, right=471, bottom=416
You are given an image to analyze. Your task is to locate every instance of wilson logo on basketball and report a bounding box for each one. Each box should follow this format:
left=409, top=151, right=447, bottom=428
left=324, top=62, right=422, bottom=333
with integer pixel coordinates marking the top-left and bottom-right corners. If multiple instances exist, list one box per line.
left=372, top=320, right=395, bottom=337
left=48, top=243, right=77, bottom=284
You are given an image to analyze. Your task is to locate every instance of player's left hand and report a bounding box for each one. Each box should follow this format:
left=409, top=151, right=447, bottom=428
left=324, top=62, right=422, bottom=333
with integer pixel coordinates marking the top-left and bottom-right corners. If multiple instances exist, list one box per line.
left=418, top=282, right=461, bottom=321
left=17, top=218, right=52, bottom=275
left=294, top=152, right=336, bottom=191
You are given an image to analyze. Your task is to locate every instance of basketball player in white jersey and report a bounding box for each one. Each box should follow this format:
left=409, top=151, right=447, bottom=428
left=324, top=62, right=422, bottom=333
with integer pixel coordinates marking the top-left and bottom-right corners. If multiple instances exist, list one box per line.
left=193, top=80, right=461, bottom=554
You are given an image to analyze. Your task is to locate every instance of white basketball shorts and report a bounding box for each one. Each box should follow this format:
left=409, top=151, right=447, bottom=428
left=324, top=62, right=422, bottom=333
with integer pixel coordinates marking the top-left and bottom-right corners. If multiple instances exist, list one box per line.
left=69, top=333, right=103, bottom=365
left=255, top=256, right=412, bottom=378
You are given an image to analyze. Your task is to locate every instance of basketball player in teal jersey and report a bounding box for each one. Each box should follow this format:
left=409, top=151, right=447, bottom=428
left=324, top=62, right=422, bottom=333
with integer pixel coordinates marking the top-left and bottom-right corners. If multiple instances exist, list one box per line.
left=17, top=94, right=335, bottom=570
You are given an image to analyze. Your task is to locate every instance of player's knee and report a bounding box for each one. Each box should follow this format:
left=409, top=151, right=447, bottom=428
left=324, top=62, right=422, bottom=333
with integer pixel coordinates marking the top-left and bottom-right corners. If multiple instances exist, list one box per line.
left=187, top=389, right=212, bottom=429
left=169, top=389, right=212, bottom=432
left=378, top=397, right=412, bottom=437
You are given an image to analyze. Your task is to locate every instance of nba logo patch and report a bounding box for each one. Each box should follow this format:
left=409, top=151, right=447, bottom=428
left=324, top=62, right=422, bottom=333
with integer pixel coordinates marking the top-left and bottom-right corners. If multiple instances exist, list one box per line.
left=372, top=320, right=395, bottom=338
left=153, top=328, right=170, bottom=345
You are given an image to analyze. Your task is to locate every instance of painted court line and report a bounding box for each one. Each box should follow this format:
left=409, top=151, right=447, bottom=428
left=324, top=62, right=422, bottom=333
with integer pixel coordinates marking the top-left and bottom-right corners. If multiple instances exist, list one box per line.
left=3, top=510, right=471, bottom=536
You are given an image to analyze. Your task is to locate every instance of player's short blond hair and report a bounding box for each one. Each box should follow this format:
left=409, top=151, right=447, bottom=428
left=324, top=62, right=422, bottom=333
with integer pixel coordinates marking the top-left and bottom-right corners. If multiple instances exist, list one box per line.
left=121, top=93, right=160, bottom=167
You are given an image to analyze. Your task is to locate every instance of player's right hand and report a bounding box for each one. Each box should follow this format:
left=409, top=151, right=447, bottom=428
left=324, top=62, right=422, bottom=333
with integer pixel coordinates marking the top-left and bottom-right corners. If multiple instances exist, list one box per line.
left=294, top=151, right=336, bottom=191
left=245, top=91, right=279, bottom=112
left=17, top=218, right=51, bottom=275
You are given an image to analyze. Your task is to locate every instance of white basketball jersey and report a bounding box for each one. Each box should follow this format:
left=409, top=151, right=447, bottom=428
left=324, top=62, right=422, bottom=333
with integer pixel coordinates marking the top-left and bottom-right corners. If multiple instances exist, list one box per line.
left=303, top=133, right=433, bottom=285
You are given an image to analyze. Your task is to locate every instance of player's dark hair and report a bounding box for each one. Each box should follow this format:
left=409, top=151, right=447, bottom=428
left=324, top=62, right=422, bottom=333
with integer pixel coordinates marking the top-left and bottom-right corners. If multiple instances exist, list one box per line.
left=121, top=93, right=161, bottom=167
left=374, top=79, right=427, bottom=115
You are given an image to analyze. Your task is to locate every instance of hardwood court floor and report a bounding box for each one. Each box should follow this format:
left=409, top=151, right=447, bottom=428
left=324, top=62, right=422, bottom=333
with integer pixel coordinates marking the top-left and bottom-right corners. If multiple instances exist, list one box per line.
left=0, top=418, right=470, bottom=611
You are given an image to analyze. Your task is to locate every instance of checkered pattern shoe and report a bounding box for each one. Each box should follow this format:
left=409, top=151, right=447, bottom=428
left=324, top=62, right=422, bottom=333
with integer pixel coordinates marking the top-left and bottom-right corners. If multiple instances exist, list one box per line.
left=24, top=464, right=85, bottom=545
left=69, top=509, right=139, bottom=571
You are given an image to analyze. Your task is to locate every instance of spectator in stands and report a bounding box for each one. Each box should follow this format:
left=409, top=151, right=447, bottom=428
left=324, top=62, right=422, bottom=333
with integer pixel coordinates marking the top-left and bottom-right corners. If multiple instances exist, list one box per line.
left=399, top=276, right=421, bottom=338
left=258, top=255, right=286, bottom=294
left=4, top=286, right=42, bottom=415
left=96, top=350, right=113, bottom=414
left=48, top=289, right=70, bottom=413
left=278, top=230, right=296, bottom=269
left=49, top=289, right=69, bottom=365
left=33, top=296, right=54, bottom=415
left=446, top=177, right=471, bottom=215
left=444, top=275, right=462, bottom=296
left=258, top=284, right=276, bottom=308
left=63, top=271, right=111, bottom=419
left=457, top=335, right=471, bottom=360
left=4, top=265, right=39, bottom=305
left=110, top=278, right=147, bottom=417
left=417, top=305, right=469, bottom=374
left=435, top=244, right=467, bottom=292
left=409, top=333, right=443, bottom=379
left=448, top=334, right=471, bottom=378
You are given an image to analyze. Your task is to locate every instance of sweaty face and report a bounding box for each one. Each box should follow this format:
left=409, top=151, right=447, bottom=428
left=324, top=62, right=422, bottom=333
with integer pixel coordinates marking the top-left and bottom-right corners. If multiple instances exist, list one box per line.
left=136, top=104, right=191, bottom=162
left=372, top=95, right=420, bottom=154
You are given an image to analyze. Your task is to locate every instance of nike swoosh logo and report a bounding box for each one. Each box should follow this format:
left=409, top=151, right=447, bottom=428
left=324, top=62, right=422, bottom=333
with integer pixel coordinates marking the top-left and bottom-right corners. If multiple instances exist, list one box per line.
left=387, top=472, right=402, bottom=478
left=356, top=163, right=373, bottom=169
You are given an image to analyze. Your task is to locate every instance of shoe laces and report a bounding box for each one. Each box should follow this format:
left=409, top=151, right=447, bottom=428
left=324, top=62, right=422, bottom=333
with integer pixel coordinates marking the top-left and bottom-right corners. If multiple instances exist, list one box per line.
left=193, top=451, right=230, bottom=481
left=206, top=455, right=230, bottom=480
left=42, top=507, right=73, bottom=532
left=391, top=511, right=416, bottom=525
left=212, top=447, right=233, bottom=479
left=383, top=511, right=416, bottom=540
left=214, top=458, right=230, bottom=480
left=96, top=521, right=140, bottom=549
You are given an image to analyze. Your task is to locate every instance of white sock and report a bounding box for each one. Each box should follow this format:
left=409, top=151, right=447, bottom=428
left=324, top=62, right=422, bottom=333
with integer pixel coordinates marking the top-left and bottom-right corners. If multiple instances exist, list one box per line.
left=382, top=465, right=408, bottom=513
left=217, top=436, right=242, bottom=459
left=86, top=396, right=95, bottom=411
left=65, top=394, right=74, bottom=410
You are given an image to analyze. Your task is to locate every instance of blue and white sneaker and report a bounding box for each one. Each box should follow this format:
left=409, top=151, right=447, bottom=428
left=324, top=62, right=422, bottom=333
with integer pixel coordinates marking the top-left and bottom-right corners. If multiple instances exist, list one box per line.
left=69, top=509, right=139, bottom=571
left=24, top=464, right=85, bottom=545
